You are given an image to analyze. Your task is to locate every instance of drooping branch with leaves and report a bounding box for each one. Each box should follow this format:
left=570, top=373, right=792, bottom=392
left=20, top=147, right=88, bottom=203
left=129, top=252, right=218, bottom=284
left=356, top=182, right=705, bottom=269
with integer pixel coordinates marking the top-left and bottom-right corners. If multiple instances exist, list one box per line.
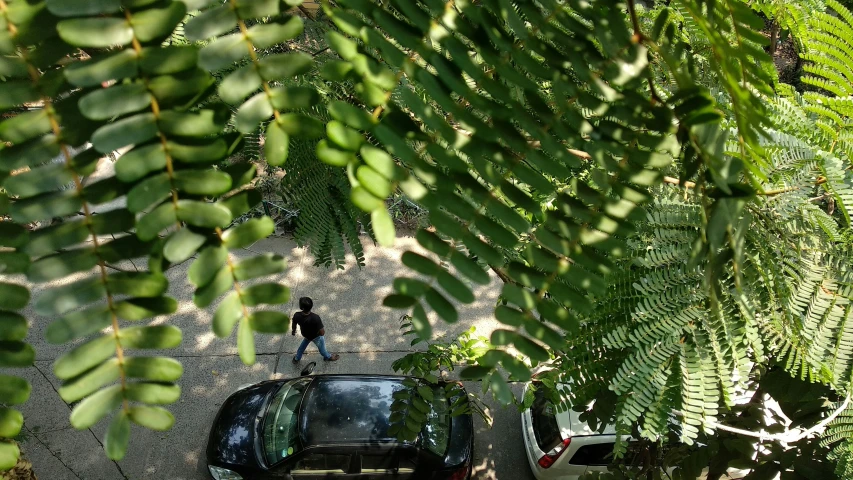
left=1, top=0, right=853, bottom=477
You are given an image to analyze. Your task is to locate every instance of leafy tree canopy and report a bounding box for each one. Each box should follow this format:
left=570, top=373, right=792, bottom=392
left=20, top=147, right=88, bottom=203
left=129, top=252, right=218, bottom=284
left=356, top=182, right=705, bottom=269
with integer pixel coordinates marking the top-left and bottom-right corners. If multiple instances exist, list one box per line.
left=0, top=0, right=852, bottom=477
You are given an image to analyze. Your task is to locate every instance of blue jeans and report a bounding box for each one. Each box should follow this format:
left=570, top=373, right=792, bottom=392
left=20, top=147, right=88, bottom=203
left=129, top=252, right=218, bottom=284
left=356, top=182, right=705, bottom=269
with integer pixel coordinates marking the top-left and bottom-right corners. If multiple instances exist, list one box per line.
left=294, top=335, right=332, bottom=361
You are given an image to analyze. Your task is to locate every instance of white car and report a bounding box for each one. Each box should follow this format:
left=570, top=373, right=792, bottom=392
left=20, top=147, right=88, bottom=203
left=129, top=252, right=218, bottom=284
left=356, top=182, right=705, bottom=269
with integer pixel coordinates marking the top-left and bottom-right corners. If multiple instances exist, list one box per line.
left=520, top=383, right=749, bottom=479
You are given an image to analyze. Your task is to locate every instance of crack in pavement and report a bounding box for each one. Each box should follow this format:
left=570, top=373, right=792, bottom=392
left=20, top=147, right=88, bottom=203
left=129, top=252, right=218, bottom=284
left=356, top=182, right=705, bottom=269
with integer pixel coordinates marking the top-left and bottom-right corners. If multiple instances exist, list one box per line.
left=33, top=363, right=131, bottom=480
left=22, top=424, right=83, bottom=480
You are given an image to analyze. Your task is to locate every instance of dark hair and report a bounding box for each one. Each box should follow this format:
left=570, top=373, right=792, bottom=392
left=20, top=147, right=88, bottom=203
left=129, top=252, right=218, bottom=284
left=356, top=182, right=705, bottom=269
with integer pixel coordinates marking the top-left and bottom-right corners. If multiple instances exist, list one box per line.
left=299, top=297, right=313, bottom=312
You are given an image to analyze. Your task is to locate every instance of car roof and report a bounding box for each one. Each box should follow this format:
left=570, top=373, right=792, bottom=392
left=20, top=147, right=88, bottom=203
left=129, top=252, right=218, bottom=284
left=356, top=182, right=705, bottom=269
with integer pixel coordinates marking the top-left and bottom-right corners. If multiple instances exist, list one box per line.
left=555, top=408, right=617, bottom=437
left=299, top=375, right=413, bottom=447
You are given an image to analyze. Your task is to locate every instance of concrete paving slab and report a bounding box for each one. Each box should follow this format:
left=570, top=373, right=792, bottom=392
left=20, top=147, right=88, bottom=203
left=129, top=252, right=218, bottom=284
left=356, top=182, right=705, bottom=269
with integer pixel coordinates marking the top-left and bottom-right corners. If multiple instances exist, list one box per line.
left=15, top=363, right=75, bottom=435
left=19, top=430, right=81, bottom=480
left=31, top=427, right=125, bottom=480
left=106, top=354, right=279, bottom=480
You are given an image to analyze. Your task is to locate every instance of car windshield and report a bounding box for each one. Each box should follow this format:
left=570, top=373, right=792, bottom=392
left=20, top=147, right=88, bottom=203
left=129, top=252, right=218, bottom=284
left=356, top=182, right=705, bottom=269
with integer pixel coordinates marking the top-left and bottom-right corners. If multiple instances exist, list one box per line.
left=418, top=385, right=450, bottom=456
left=262, top=378, right=311, bottom=465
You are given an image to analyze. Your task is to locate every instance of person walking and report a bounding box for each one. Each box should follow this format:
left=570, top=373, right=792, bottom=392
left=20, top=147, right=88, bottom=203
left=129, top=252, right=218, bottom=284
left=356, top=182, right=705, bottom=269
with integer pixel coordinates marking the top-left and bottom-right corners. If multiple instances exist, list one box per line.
left=291, top=296, right=340, bottom=362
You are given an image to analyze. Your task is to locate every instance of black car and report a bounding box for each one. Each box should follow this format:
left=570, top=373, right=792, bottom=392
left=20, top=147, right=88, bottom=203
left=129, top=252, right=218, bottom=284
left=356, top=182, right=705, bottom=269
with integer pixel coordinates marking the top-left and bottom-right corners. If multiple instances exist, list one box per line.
left=206, top=373, right=474, bottom=479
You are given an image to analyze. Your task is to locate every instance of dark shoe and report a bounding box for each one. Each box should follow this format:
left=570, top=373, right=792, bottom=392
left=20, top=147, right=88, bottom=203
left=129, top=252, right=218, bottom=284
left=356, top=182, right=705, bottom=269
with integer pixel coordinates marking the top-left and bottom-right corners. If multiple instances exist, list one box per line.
left=292, top=357, right=300, bottom=364
left=324, top=354, right=340, bottom=362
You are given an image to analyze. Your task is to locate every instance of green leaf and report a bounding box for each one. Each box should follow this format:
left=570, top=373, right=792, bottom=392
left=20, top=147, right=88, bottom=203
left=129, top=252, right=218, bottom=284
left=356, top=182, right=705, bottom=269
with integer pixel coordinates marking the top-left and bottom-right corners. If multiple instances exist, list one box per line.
left=193, top=266, right=233, bottom=308
left=173, top=169, right=233, bottom=196
left=317, top=139, right=356, bottom=167
left=0, top=312, right=26, bottom=342
left=0, top=375, right=30, bottom=405
left=136, top=202, right=178, bottom=241
left=185, top=5, right=236, bottom=41
left=249, top=310, right=290, bottom=333
left=424, top=287, right=457, bottom=323
left=139, top=45, right=199, bottom=75
left=265, top=120, right=290, bottom=167
left=222, top=216, right=275, bottom=249
left=494, top=305, right=526, bottom=327
left=269, top=85, right=319, bottom=110
left=0, top=282, right=29, bottom=310
left=460, top=365, right=492, bottom=380
left=360, top=145, right=396, bottom=179
left=114, top=296, right=178, bottom=321
left=393, top=277, right=429, bottom=297
left=57, top=17, right=133, bottom=48
left=411, top=303, right=432, bottom=340
left=3, top=162, right=73, bottom=199
left=352, top=187, right=384, bottom=211
left=0, top=222, right=28, bottom=248
left=235, top=92, right=273, bottom=134
left=213, top=292, right=243, bottom=338
left=130, top=1, right=186, bottom=43
left=233, top=253, right=287, bottom=281
left=64, top=49, right=138, bottom=88
left=0, top=109, right=51, bottom=144
left=234, top=0, right=279, bottom=18
left=0, top=442, right=20, bottom=471
left=402, top=252, right=441, bottom=276
left=159, top=107, right=229, bottom=137
left=449, top=250, right=490, bottom=285
left=79, top=83, right=152, bottom=121
left=176, top=200, right=232, bottom=228
left=222, top=163, right=257, bottom=188
left=115, top=143, right=166, bottom=182
left=27, top=247, right=99, bottom=283
left=58, top=359, right=120, bottom=403
left=0, top=251, right=29, bottom=275
left=357, top=165, right=392, bottom=199
left=45, top=0, right=121, bottom=15
left=128, top=405, right=175, bottom=431
left=0, top=408, right=23, bottom=438
left=329, top=101, right=376, bottom=130
left=9, top=190, right=83, bottom=223
left=104, top=411, right=130, bottom=461
left=320, top=60, right=353, bottom=81
left=0, top=135, right=60, bottom=173
left=107, top=272, right=167, bottom=298
left=500, top=355, right=532, bottom=382
left=34, top=277, right=104, bottom=316
left=247, top=15, right=303, bottom=48
left=47, top=301, right=110, bottom=345
left=218, top=189, right=262, bottom=218
left=371, top=208, right=395, bottom=247
left=241, top=283, right=290, bottom=306
left=120, top=325, right=182, bottom=349
left=199, top=33, right=247, bottom=71
left=327, top=120, right=364, bottom=151
left=383, top=294, right=418, bottom=309
left=237, top=318, right=255, bottom=365
left=124, top=356, right=183, bottom=381
left=0, top=81, right=39, bottom=110
left=189, top=245, right=228, bottom=288
left=257, top=52, right=313, bottom=81
left=163, top=228, right=207, bottom=263
left=92, top=112, right=158, bottom=153
left=53, top=334, right=115, bottom=380
left=125, top=382, right=180, bottom=404
left=274, top=113, right=325, bottom=137
left=219, top=65, right=262, bottom=105
left=488, top=372, right=513, bottom=405
left=70, top=384, right=122, bottom=429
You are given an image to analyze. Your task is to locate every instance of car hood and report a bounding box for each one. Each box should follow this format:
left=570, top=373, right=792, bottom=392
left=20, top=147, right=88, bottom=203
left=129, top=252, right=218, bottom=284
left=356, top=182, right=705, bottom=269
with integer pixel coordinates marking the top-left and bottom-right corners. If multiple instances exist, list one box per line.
left=207, top=381, right=280, bottom=468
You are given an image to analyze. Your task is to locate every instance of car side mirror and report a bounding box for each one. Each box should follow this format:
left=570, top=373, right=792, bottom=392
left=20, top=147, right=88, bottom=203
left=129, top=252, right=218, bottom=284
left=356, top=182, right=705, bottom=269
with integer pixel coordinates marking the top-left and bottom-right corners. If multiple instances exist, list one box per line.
left=300, top=361, right=316, bottom=376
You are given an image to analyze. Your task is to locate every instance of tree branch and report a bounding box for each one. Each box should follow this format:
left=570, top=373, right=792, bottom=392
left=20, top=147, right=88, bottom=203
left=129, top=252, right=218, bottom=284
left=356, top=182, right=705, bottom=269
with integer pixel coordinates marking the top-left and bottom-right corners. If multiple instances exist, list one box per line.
left=673, top=391, right=852, bottom=444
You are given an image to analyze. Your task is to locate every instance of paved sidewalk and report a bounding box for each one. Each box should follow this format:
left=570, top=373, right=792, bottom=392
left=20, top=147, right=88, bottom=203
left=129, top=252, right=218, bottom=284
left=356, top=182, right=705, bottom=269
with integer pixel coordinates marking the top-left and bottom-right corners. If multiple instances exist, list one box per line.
left=9, top=235, right=534, bottom=480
